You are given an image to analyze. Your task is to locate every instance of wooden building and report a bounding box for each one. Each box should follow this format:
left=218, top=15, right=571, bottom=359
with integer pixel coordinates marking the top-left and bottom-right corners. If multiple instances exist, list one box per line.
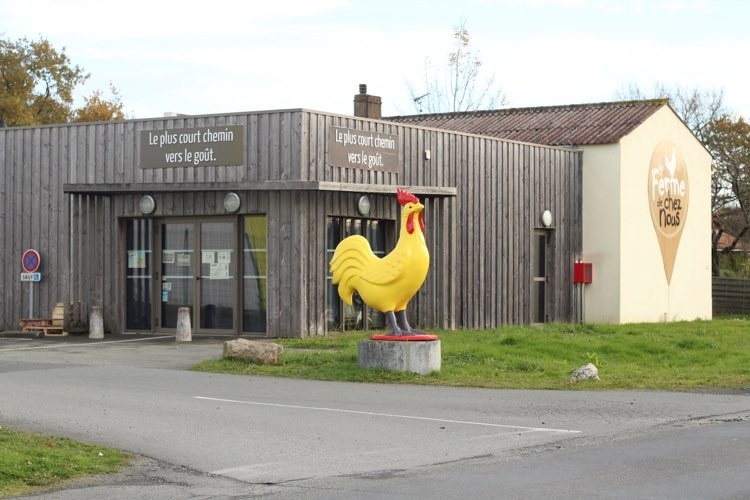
left=389, top=100, right=712, bottom=323
left=0, top=87, right=583, bottom=336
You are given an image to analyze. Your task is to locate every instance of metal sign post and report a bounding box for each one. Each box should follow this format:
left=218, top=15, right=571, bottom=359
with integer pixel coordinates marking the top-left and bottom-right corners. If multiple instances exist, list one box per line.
left=22, top=249, right=42, bottom=319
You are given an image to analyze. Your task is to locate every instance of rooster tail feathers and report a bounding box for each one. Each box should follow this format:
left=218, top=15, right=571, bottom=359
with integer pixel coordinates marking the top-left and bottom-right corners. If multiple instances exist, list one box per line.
left=329, top=235, right=379, bottom=305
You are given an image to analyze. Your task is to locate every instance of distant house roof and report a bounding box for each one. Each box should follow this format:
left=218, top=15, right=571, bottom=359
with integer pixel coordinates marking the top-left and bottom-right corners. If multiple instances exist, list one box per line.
left=716, top=230, right=750, bottom=252
left=385, top=99, right=669, bottom=146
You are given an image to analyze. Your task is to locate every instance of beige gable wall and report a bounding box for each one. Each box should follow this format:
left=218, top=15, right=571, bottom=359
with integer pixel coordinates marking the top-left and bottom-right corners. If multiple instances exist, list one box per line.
left=581, top=105, right=712, bottom=323
left=618, top=106, right=712, bottom=322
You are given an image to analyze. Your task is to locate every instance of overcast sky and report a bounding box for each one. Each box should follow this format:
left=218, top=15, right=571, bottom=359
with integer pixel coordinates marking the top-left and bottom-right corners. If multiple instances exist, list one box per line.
left=1, top=0, right=748, bottom=120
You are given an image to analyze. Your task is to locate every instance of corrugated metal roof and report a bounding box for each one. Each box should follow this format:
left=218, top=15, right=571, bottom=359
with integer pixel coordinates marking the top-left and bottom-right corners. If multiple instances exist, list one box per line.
left=384, top=99, right=669, bottom=146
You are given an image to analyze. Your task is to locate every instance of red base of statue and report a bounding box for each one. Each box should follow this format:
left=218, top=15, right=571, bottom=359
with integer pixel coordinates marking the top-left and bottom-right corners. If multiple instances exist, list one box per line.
left=370, top=334, right=439, bottom=341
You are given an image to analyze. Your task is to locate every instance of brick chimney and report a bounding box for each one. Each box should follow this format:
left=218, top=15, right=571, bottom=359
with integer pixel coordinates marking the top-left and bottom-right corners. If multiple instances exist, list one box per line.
left=353, top=84, right=381, bottom=119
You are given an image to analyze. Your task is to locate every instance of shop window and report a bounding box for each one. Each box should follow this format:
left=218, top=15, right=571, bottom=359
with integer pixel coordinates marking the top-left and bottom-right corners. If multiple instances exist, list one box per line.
left=200, top=221, right=235, bottom=329
left=326, top=217, right=387, bottom=331
left=243, top=216, right=267, bottom=332
left=532, top=230, right=549, bottom=323
left=125, top=219, right=152, bottom=330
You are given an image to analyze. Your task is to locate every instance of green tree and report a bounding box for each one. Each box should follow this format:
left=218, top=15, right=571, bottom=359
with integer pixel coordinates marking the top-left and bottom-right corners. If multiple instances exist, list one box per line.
left=0, top=36, right=125, bottom=126
left=704, top=116, right=750, bottom=275
left=408, top=21, right=507, bottom=114
left=74, top=83, right=125, bottom=123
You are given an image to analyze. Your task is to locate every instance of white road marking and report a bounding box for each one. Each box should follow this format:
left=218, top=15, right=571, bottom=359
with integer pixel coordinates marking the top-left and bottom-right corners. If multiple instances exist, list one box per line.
left=194, top=396, right=581, bottom=434
left=211, top=462, right=287, bottom=475
left=0, top=336, right=174, bottom=352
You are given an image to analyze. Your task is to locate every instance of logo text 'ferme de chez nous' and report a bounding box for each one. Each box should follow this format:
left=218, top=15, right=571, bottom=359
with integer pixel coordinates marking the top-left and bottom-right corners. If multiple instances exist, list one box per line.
left=648, top=140, right=689, bottom=285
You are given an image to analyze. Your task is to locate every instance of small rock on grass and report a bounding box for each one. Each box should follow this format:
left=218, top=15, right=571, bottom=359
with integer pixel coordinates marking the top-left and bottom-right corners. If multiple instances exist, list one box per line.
left=570, top=362, right=600, bottom=383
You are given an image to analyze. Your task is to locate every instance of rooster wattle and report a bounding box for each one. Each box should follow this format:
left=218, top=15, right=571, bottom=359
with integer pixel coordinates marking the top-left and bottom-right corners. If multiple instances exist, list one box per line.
left=330, top=189, right=429, bottom=336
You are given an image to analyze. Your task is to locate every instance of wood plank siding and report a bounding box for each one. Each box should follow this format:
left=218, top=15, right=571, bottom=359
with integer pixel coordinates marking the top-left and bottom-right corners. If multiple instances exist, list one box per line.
left=712, top=277, right=750, bottom=315
left=0, top=109, right=582, bottom=335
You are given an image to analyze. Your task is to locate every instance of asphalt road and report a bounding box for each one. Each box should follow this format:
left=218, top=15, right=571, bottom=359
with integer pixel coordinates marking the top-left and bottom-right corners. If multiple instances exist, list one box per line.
left=1, top=334, right=749, bottom=499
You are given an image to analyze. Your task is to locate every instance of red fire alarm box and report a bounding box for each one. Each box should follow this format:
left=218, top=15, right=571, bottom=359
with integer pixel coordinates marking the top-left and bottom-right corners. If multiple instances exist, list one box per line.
left=574, top=262, right=593, bottom=284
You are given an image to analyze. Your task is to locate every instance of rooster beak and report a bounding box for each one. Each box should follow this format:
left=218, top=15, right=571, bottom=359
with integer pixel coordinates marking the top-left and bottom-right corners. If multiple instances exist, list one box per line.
left=414, top=202, right=424, bottom=212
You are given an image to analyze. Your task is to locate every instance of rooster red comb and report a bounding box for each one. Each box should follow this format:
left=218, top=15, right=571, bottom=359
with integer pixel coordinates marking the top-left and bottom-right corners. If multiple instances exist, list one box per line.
left=396, top=188, right=419, bottom=206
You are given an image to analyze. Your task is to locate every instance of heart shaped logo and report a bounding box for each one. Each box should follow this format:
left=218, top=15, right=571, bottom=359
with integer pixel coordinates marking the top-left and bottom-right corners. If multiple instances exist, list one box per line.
left=648, top=140, right=689, bottom=284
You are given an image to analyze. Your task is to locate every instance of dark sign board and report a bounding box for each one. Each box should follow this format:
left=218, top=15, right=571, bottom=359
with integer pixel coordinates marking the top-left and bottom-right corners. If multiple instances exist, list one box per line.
left=328, top=127, right=399, bottom=172
left=140, top=125, right=244, bottom=168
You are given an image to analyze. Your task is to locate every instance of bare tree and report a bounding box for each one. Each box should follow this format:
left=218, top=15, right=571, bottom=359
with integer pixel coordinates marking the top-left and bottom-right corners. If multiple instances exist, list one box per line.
left=408, top=21, right=507, bottom=114
left=614, top=82, right=727, bottom=142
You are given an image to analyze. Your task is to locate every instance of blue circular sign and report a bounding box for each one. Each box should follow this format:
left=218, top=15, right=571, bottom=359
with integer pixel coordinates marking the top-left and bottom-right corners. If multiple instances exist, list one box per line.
left=22, top=249, right=41, bottom=273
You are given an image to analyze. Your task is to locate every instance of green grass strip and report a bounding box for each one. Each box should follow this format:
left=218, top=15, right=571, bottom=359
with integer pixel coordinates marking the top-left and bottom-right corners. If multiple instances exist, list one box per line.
left=0, top=427, right=129, bottom=498
left=193, top=318, right=750, bottom=391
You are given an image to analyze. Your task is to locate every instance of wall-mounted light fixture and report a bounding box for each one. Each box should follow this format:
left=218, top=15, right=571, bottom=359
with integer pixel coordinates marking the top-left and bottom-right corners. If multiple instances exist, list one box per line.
left=139, top=195, right=156, bottom=215
left=223, top=192, right=241, bottom=213
left=541, top=209, right=553, bottom=227
left=357, top=195, right=371, bottom=216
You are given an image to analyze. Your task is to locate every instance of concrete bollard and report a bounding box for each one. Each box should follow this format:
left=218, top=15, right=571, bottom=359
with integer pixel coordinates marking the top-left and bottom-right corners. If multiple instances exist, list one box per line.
left=176, top=307, right=192, bottom=342
left=88, top=306, right=104, bottom=339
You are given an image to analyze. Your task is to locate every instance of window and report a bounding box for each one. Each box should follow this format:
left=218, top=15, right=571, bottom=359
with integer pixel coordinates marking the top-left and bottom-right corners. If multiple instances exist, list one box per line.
left=125, top=219, right=152, bottom=330
left=532, top=230, right=548, bottom=323
left=326, top=217, right=388, bottom=331
left=243, top=216, right=267, bottom=332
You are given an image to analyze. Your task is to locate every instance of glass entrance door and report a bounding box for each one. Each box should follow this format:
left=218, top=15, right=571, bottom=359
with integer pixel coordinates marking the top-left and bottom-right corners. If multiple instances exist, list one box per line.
left=158, top=219, right=236, bottom=333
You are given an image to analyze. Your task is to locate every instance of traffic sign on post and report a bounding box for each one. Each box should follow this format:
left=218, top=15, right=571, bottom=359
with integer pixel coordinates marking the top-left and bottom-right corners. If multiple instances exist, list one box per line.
left=21, top=249, right=42, bottom=319
left=22, top=249, right=41, bottom=273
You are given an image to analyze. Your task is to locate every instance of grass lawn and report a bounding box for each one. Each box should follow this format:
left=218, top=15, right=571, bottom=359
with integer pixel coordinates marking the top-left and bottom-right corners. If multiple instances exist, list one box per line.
left=193, top=317, right=750, bottom=391
left=0, top=427, right=130, bottom=498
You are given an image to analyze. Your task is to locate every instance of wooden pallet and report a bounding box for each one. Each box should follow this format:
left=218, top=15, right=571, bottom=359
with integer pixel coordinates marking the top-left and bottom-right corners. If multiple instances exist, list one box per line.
left=22, top=325, right=68, bottom=336
left=20, top=305, right=68, bottom=336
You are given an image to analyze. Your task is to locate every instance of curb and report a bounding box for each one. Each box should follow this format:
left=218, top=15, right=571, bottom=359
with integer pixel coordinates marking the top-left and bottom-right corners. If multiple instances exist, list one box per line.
left=0, top=330, right=43, bottom=338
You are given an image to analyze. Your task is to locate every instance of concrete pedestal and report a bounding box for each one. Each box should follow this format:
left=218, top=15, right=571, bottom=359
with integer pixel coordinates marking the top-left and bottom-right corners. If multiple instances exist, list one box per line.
left=358, top=339, right=441, bottom=375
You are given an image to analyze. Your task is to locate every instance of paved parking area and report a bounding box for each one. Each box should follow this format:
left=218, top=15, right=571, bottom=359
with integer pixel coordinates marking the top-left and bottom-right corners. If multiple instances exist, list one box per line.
left=0, top=333, right=228, bottom=369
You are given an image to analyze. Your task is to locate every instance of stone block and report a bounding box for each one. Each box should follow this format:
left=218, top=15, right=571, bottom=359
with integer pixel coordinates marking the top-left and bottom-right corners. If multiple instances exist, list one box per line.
left=223, top=339, right=283, bottom=365
left=358, top=339, right=441, bottom=375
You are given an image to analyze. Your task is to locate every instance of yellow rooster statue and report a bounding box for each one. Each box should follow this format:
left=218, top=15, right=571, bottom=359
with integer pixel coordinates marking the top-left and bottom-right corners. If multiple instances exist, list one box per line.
left=330, top=188, right=429, bottom=336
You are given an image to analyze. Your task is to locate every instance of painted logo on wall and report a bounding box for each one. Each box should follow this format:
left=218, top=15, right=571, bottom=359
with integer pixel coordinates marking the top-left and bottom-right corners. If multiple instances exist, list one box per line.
left=648, top=140, right=689, bottom=284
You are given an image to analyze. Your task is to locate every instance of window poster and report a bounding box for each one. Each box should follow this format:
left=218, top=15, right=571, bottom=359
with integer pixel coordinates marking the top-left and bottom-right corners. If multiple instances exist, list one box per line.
left=210, top=262, right=230, bottom=279
left=217, top=250, right=231, bottom=264
left=162, top=250, right=175, bottom=264
left=202, top=251, right=215, bottom=264
left=128, top=250, right=146, bottom=269
left=177, top=253, right=191, bottom=267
